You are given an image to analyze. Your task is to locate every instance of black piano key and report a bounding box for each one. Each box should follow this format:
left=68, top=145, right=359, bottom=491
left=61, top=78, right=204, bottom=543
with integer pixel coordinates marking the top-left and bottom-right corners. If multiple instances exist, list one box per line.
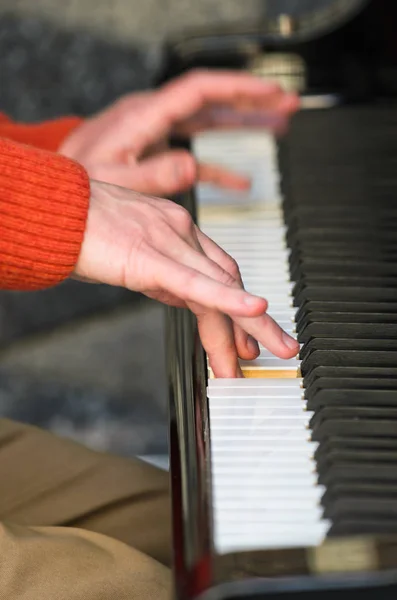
left=310, top=406, right=397, bottom=431
left=293, top=277, right=397, bottom=299
left=288, top=231, right=397, bottom=246
left=322, top=481, right=397, bottom=507
left=325, top=496, right=397, bottom=521
left=290, top=248, right=397, bottom=268
left=286, top=206, right=397, bottom=226
left=294, top=288, right=397, bottom=309
left=329, top=519, right=397, bottom=536
left=304, top=366, right=397, bottom=394
left=305, top=375, right=397, bottom=400
left=284, top=190, right=397, bottom=207
left=317, top=447, right=397, bottom=465
left=319, top=462, right=397, bottom=486
left=289, top=223, right=397, bottom=238
left=315, top=437, right=397, bottom=464
left=287, top=204, right=397, bottom=217
left=299, top=323, right=397, bottom=344
left=311, top=419, right=397, bottom=442
left=296, top=316, right=397, bottom=341
left=295, top=304, right=397, bottom=329
left=300, top=337, right=397, bottom=361
left=317, top=451, right=397, bottom=493
left=296, top=313, right=397, bottom=336
left=301, top=350, right=397, bottom=376
left=291, top=261, right=397, bottom=282
left=287, top=228, right=397, bottom=246
left=306, top=389, right=397, bottom=411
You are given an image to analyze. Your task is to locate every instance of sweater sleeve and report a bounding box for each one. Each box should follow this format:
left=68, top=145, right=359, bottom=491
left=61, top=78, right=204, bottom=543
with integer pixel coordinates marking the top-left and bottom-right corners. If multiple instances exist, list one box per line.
left=0, top=113, right=83, bottom=152
left=0, top=137, right=90, bottom=291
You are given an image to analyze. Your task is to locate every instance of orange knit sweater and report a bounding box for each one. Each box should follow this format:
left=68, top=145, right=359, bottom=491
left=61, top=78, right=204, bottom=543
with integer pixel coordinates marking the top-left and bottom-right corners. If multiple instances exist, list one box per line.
left=0, top=113, right=90, bottom=291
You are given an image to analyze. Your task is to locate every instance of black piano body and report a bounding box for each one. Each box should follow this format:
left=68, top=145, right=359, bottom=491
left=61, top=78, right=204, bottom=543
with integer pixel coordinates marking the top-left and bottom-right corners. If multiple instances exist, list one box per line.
left=163, top=2, right=397, bottom=599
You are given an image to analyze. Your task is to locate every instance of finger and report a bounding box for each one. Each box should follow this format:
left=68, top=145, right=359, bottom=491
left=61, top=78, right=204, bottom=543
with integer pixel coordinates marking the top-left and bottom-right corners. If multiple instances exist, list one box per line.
left=233, top=321, right=260, bottom=361
left=129, top=71, right=290, bottom=154
left=195, top=228, right=260, bottom=360
left=150, top=252, right=296, bottom=357
left=87, top=150, right=197, bottom=195
left=148, top=252, right=267, bottom=318
left=184, top=230, right=297, bottom=358
left=194, top=309, right=242, bottom=378
left=129, top=150, right=197, bottom=195
left=158, top=226, right=255, bottom=362
left=198, top=162, right=251, bottom=190
left=234, top=312, right=299, bottom=360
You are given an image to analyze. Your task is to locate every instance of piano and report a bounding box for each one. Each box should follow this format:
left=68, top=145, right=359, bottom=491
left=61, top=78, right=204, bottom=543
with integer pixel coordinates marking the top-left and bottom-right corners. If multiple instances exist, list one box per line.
left=163, top=1, right=397, bottom=598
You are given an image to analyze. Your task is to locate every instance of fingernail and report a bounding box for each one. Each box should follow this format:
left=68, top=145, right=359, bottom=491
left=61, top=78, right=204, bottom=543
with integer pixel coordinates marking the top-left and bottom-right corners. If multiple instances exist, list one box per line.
left=247, top=335, right=260, bottom=356
left=282, top=332, right=299, bottom=352
left=244, top=294, right=264, bottom=307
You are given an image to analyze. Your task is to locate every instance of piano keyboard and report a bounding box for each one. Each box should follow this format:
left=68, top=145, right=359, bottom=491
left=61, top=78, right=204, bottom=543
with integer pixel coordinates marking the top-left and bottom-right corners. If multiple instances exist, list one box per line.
left=195, top=128, right=327, bottom=553
left=194, top=106, right=397, bottom=556
left=194, top=131, right=298, bottom=379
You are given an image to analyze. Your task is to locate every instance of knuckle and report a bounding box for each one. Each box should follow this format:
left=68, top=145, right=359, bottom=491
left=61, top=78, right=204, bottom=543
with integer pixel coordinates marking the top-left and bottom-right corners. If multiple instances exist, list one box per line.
left=174, top=151, right=197, bottom=187
left=224, top=256, right=241, bottom=281
left=170, top=205, right=194, bottom=233
left=218, top=270, right=236, bottom=287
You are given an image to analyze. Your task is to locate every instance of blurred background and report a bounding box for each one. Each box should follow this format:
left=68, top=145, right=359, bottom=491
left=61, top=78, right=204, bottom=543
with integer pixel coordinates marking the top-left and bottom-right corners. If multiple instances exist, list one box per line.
left=0, top=0, right=323, bottom=459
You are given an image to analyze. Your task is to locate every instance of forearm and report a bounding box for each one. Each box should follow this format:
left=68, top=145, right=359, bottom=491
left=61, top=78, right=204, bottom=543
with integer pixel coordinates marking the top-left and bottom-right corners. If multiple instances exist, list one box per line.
left=0, top=137, right=90, bottom=290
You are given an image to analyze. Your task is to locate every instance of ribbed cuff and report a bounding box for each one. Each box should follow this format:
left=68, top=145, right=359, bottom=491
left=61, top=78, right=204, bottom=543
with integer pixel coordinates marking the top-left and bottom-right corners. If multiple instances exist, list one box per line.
left=0, top=115, right=84, bottom=152
left=0, top=138, right=90, bottom=290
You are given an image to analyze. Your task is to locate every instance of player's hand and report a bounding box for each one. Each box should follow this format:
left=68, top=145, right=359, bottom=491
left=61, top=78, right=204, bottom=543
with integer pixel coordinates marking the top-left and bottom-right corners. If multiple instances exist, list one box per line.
left=60, top=70, right=299, bottom=196
left=75, top=180, right=299, bottom=378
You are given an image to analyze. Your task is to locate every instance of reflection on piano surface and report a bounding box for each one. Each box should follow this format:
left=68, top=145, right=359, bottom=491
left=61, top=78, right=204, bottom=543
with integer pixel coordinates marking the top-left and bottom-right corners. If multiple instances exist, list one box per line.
left=164, top=1, right=397, bottom=598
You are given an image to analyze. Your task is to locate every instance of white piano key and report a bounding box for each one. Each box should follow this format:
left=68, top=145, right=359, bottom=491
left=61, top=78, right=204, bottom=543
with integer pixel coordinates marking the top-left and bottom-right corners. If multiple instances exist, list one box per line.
left=210, top=404, right=310, bottom=417
left=211, top=450, right=316, bottom=461
left=208, top=377, right=302, bottom=390
left=215, top=526, right=329, bottom=550
left=208, top=391, right=304, bottom=400
left=215, top=537, right=323, bottom=553
left=213, top=473, right=317, bottom=488
left=210, top=397, right=305, bottom=408
left=212, top=434, right=312, bottom=443
left=211, top=440, right=315, bottom=453
left=215, top=522, right=330, bottom=536
left=213, top=482, right=325, bottom=498
left=212, top=456, right=315, bottom=467
left=219, top=502, right=322, bottom=515
left=215, top=509, right=325, bottom=524
left=239, top=358, right=299, bottom=369
left=211, top=450, right=317, bottom=463
left=210, top=407, right=308, bottom=418
left=211, top=415, right=310, bottom=428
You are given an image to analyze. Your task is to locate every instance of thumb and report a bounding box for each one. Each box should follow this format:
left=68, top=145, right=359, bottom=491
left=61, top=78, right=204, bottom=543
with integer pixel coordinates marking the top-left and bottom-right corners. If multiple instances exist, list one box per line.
left=93, top=149, right=197, bottom=196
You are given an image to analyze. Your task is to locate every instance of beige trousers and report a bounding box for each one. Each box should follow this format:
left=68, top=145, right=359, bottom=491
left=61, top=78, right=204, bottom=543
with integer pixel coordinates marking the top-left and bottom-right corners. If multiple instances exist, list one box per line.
left=0, top=418, right=171, bottom=599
